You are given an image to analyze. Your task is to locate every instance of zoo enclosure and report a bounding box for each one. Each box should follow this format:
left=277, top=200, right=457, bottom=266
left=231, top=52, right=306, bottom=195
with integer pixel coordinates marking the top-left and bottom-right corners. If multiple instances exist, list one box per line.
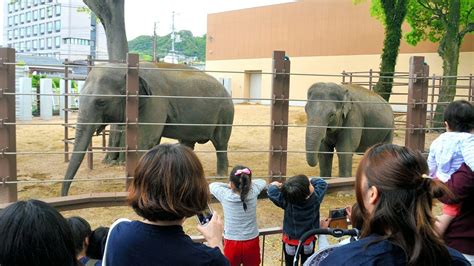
left=1, top=47, right=473, bottom=207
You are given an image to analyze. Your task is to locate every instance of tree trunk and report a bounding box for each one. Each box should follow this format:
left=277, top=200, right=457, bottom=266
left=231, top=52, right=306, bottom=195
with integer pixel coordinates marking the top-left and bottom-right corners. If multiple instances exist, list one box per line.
left=373, top=0, right=408, bottom=101
left=83, top=0, right=128, bottom=162
left=432, top=0, right=461, bottom=129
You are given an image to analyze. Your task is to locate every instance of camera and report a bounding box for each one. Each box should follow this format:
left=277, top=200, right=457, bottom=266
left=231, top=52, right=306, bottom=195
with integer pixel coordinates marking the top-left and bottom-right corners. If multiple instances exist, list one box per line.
left=196, top=205, right=213, bottom=225
left=328, top=208, right=349, bottom=229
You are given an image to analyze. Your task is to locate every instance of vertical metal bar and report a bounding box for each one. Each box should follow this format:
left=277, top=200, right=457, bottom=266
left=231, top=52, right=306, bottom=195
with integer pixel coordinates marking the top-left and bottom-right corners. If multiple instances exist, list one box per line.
left=125, top=53, right=140, bottom=190
left=369, top=69, right=373, bottom=91
left=429, top=74, right=435, bottom=133
left=64, top=59, right=69, bottom=162
left=261, top=235, right=265, bottom=266
left=0, top=48, right=17, bottom=203
left=86, top=56, right=94, bottom=170
left=268, top=51, right=290, bottom=183
left=405, top=56, right=429, bottom=152
left=469, top=74, right=473, bottom=102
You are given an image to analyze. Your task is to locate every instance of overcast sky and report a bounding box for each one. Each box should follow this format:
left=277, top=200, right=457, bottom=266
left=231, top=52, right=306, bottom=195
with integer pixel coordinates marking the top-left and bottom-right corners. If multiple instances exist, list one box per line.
left=0, top=0, right=293, bottom=44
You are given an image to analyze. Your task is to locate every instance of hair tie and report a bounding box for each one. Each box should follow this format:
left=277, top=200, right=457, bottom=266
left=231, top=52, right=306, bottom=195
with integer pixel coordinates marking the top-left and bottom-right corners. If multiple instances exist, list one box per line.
left=235, top=168, right=251, bottom=176
left=421, top=174, right=430, bottom=179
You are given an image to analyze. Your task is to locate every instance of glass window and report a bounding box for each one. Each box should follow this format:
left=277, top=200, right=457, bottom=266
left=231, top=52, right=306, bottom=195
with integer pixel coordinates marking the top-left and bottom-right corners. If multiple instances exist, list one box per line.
left=33, top=10, right=38, bottom=20
left=7, top=30, right=13, bottom=40
left=14, top=1, right=20, bottom=11
left=20, top=42, right=25, bottom=52
left=20, top=13, right=25, bottom=24
left=26, top=41, right=31, bottom=51
left=27, top=0, right=31, bottom=7
left=34, top=0, right=38, bottom=5
left=55, top=4, right=61, bottom=16
left=39, top=38, right=45, bottom=49
left=47, top=6, right=53, bottom=17
left=26, top=12, right=32, bottom=22
left=20, top=27, right=25, bottom=38
left=54, top=20, right=61, bottom=32
left=14, top=29, right=19, bottom=39
left=32, top=25, right=38, bottom=35
left=40, top=0, right=45, bottom=4
left=20, top=0, right=25, bottom=9
left=47, top=22, right=53, bottom=33
left=14, top=15, right=19, bottom=25
left=47, top=37, right=52, bottom=48
left=32, top=40, right=38, bottom=50
left=8, top=17, right=13, bottom=26
left=40, top=8, right=45, bottom=19
left=26, top=26, right=32, bottom=37
left=55, top=36, right=60, bottom=48
left=39, top=23, right=45, bottom=34
left=8, top=3, right=13, bottom=13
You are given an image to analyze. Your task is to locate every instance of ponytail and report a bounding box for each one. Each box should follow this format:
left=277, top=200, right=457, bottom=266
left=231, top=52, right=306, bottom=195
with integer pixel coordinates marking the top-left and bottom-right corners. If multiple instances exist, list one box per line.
left=230, top=165, right=252, bottom=211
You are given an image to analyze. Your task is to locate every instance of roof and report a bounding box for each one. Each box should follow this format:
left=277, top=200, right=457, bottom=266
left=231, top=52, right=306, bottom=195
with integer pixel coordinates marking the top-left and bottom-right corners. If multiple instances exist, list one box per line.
left=16, top=54, right=63, bottom=67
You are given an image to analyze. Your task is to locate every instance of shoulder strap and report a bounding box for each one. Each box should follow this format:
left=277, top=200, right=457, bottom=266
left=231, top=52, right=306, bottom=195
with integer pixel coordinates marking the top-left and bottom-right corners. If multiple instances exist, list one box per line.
left=101, top=218, right=131, bottom=266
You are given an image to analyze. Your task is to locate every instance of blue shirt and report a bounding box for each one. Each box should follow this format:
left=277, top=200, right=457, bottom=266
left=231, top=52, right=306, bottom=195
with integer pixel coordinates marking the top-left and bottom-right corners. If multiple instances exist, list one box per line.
left=104, top=220, right=229, bottom=266
left=319, top=234, right=470, bottom=266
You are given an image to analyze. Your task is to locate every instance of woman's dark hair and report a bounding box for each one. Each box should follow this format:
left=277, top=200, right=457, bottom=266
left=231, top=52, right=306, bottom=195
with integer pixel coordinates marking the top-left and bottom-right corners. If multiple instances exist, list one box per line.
left=128, top=144, right=209, bottom=221
left=355, top=143, right=452, bottom=265
left=444, top=100, right=474, bottom=132
left=350, top=203, right=363, bottom=230
left=0, top=199, right=77, bottom=266
left=67, top=216, right=92, bottom=256
left=230, top=165, right=252, bottom=211
left=281, top=174, right=310, bottom=205
left=86, top=226, right=109, bottom=260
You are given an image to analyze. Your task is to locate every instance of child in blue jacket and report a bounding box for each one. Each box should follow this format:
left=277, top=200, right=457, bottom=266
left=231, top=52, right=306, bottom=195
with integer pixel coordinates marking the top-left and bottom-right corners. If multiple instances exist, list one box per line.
left=267, top=175, right=327, bottom=266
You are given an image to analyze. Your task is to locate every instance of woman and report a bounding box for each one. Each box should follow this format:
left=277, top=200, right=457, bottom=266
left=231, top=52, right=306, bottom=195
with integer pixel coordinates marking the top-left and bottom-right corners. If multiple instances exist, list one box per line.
left=0, top=199, right=78, bottom=266
left=103, top=144, right=229, bottom=265
left=320, top=143, right=469, bottom=265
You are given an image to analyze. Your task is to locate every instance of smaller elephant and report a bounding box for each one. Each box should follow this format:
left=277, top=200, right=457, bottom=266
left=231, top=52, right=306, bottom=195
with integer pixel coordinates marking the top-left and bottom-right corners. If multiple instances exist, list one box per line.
left=305, top=82, right=394, bottom=177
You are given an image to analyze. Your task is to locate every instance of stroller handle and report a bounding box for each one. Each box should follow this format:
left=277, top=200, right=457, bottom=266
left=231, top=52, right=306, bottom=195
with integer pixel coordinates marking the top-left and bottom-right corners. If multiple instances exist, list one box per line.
left=293, top=228, right=359, bottom=266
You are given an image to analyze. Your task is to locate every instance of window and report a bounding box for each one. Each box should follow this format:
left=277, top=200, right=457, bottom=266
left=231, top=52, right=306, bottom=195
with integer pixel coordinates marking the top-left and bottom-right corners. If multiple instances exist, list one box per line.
left=26, top=41, right=31, bottom=51
left=47, top=22, right=53, bottom=33
left=8, top=17, right=13, bottom=27
left=7, top=30, right=13, bottom=40
left=14, top=15, right=19, bottom=25
left=26, top=11, right=32, bottom=22
left=40, top=8, right=45, bottom=19
left=8, top=3, right=13, bottom=13
left=54, top=20, right=61, bottom=32
left=20, top=42, right=25, bottom=52
left=26, top=26, right=32, bottom=37
left=27, top=0, right=31, bottom=7
left=20, top=0, right=25, bottom=9
left=32, top=40, right=38, bottom=50
left=39, top=23, right=45, bottom=34
left=32, top=25, right=38, bottom=35
left=40, top=0, right=45, bottom=4
left=20, top=13, right=25, bottom=24
left=47, top=6, right=53, bottom=17
left=14, top=29, right=19, bottom=39
left=55, top=36, right=60, bottom=48
left=39, top=38, right=45, bottom=49
left=20, top=27, right=25, bottom=38
left=47, top=37, right=52, bottom=48
left=34, top=0, right=39, bottom=5
left=55, top=4, right=61, bottom=16
left=14, top=1, right=19, bottom=11
left=33, top=10, right=38, bottom=21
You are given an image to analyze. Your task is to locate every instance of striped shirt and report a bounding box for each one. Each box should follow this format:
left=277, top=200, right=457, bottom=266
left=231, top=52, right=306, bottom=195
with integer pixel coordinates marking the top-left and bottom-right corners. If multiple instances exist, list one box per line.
left=427, top=132, right=474, bottom=182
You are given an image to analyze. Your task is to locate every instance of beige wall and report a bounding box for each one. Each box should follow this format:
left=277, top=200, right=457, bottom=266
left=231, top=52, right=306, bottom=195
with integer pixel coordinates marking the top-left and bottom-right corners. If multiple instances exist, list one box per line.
left=206, top=52, right=474, bottom=110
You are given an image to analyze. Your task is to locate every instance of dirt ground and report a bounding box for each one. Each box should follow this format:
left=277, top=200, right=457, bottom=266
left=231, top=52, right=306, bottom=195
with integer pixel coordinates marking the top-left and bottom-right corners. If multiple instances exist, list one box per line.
left=14, top=104, right=441, bottom=265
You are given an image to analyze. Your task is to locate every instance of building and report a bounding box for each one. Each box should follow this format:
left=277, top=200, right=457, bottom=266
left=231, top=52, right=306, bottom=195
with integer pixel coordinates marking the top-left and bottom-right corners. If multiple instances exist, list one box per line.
left=3, top=0, right=107, bottom=61
left=206, top=0, right=474, bottom=107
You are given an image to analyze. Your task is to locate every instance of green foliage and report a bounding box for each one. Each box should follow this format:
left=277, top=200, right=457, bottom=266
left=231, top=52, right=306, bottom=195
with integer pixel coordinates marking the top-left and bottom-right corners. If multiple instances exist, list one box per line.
left=128, top=31, right=206, bottom=62
left=29, top=74, right=46, bottom=88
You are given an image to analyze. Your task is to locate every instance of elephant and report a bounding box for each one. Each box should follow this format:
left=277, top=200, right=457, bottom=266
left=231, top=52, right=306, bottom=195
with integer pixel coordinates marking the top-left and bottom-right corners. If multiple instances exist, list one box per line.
left=305, top=82, right=394, bottom=178
left=62, top=62, right=234, bottom=196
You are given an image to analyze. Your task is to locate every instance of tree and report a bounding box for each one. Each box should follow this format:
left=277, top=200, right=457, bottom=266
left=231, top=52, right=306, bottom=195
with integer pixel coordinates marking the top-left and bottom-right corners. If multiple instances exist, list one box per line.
left=368, top=0, right=409, bottom=102
left=405, top=0, right=474, bottom=127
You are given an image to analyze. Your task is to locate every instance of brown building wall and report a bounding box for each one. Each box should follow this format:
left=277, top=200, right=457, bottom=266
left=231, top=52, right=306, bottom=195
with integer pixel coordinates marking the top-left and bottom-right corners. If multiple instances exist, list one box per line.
left=206, top=0, right=474, bottom=60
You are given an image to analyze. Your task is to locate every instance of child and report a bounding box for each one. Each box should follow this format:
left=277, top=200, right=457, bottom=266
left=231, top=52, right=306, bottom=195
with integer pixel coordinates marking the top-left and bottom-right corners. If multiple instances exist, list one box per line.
left=86, top=226, right=109, bottom=266
left=267, top=175, right=327, bottom=266
left=67, top=216, right=92, bottom=265
left=209, top=165, right=267, bottom=266
left=427, top=100, right=474, bottom=235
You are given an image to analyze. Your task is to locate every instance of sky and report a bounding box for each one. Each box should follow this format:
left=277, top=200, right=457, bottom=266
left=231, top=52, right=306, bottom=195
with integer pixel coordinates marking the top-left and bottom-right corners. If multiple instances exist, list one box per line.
left=0, top=0, right=293, bottom=44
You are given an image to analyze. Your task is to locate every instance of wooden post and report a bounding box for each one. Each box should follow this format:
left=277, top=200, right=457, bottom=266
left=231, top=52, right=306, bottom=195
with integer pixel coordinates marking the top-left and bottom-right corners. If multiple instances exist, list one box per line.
left=86, top=56, right=94, bottom=170
left=268, top=51, right=290, bottom=183
left=64, top=59, right=70, bottom=162
left=368, top=69, right=373, bottom=91
left=405, top=56, right=429, bottom=152
left=0, top=48, right=17, bottom=203
left=125, top=54, right=139, bottom=189
left=469, top=74, right=473, bottom=102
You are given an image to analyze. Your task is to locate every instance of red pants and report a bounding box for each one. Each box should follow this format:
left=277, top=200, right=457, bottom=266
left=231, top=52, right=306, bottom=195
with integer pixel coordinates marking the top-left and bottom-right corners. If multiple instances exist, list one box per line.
left=224, top=237, right=261, bottom=266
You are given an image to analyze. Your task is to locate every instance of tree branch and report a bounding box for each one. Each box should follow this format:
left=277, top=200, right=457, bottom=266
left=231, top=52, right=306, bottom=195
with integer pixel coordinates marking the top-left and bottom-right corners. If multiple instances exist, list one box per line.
left=459, top=22, right=474, bottom=39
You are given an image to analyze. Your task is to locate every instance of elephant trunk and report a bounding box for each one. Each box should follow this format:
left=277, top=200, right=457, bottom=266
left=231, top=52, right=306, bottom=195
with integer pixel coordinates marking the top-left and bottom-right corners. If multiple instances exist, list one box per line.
left=61, top=122, right=96, bottom=196
left=306, top=120, right=327, bottom=167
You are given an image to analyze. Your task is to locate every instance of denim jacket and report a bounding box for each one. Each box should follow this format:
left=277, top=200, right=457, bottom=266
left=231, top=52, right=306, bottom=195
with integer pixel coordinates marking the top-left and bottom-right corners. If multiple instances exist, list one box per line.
left=267, top=178, right=328, bottom=240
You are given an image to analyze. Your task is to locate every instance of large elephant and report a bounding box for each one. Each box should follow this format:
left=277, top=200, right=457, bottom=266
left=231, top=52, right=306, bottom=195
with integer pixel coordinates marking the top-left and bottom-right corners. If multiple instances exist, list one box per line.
left=62, top=62, right=234, bottom=196
left=305, top=82, right=393, bottom=177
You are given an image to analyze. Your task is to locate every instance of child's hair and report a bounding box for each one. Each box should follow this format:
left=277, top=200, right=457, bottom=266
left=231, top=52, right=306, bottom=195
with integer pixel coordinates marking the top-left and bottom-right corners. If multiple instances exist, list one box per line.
left=67, top=216, right=92, bottom=256
left=230, top=165, right=252, bottom=211
left=281, top=174, right=310, bottom=204
left=350, top=203, right=363, bottom=230
left=86, top=226, right=109, bottom=260
left=444, top=100, right=474, bottom=132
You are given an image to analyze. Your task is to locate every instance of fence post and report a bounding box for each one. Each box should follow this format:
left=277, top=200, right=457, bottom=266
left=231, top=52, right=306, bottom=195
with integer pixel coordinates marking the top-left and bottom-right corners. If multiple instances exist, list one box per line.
left=405, top=56, right=429, bottom=152
left=125, top=53, right=139, bottom=189
left=342, top=70, right=346, bottom=84
left=63, top=59, right=70, bottom=162
left=368, top=69, right=373, bottom=91
left=0, top=48, right=17, bottom=204
left=428, top=74, right=436, bottom=132
left=86, top=56, right=94, bottom=170
left=268, top=51, right=290, bottom=183
left=469, top=74, right=473, bottom=102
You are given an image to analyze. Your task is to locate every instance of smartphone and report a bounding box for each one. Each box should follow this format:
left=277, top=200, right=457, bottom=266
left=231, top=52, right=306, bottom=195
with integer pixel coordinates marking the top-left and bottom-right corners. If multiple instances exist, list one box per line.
left=329, top=208, right=347, bottom=219
left=328, top=208, right=349, bottom=229
left=196, top=205, right=213, bottom=225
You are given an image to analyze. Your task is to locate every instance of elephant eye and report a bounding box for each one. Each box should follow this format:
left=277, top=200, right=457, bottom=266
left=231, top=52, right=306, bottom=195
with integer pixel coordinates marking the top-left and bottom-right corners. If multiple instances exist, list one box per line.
left=95, top=99, right=106, bottom=108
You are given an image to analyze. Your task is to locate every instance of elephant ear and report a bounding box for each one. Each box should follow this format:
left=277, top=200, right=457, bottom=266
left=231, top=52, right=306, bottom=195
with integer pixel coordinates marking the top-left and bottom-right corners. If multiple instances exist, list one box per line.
left=139, top=77, right=152, bottom=96
left=342, top=89, right=352, bottom=119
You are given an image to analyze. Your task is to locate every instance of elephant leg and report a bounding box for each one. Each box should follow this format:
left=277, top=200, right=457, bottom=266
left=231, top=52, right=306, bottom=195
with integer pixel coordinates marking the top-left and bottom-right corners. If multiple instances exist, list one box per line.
left=318, top=141, right=334, bottom=178
left=104, top=124, right=125, bottom=164
left=337, top=152, right=353, bottom=177
left=179, top=140, right=196, bottom=150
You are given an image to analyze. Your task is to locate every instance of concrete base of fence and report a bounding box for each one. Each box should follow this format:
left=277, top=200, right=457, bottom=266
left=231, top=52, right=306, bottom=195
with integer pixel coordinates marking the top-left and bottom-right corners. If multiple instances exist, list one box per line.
left=40, top=78, right=53, bottom=120
left=18, top=77, right=32, bottom=121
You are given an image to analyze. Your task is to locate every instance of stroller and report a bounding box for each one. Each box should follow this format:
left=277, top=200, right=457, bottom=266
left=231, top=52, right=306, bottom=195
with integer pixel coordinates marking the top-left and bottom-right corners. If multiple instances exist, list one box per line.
left=293, top=228, right=359, bottom=266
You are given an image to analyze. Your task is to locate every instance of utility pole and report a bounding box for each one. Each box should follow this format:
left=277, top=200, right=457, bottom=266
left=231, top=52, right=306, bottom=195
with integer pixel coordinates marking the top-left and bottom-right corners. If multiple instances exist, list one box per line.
left=90, top=13, right=97, bottom=59
left=171, top=11, right=176, bottom=63
left=153, top=22, right=157, bottom=62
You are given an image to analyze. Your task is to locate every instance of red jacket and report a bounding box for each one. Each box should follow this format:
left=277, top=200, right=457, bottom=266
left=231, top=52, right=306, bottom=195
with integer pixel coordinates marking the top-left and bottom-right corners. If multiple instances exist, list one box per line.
left=440, top=163, right=474, bottom=255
